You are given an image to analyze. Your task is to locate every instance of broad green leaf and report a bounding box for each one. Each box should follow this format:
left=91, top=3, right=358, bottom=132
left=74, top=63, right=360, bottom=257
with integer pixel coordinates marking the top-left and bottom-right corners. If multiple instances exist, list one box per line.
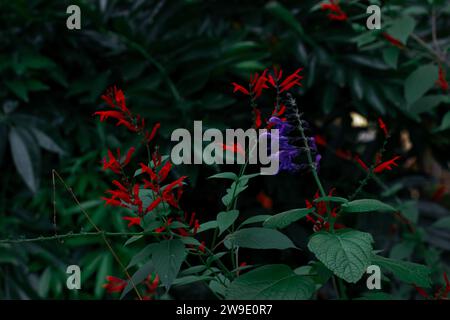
left=222, top=179, right=249, bottom=207
left=152, top=239, right=187, bottom=289
left=197, top=220, right=218, bottom=233
left=410, top=95, right=446, bottom=115
left=341, top=199, right=396, bottom=213
left=224, top=227, right=296, bottom=250
left=432, top=217, right=450, bottom=230
left=372, top=255, right=431, bottom=288
left=239, top=215, right=272, bottom=227
left=208, top=172, right=238, bottom=180
left=386, top=15, right=416, bottom=44
left=217, top=210, right=239, bottom=235
left=382, top=47, right=399, bottom=69
left=404, top=64, right=439, bottom=105
left=172, top=275, right=213, bottom=286
left=389, top=241, right=415, bottom=260
left=9, top=127, right=38, bottom=192
left=314, top=196, right=349, bottom=204
left=433, top=111, right=450, bottom=132
left=397, top=201, right=418, bottom=224
left=308, top=230, right=374, bottom=283
left=226, top=264, right=315, bottom=300
left=127, top=243, right=158, bottom=269
left=263, top=208, right=313, bottom=229
left=121, top=260, right=154, bottom=299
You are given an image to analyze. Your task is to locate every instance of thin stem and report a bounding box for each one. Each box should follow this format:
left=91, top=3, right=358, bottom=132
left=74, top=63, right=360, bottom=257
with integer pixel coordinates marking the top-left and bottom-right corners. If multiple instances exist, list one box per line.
left=51, top=170, right=143, bottom=300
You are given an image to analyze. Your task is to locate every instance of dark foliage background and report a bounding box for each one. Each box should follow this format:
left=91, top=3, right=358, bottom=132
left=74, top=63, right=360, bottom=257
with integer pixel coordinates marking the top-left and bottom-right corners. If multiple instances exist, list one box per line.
left=0, top=0, right=449, bottom=299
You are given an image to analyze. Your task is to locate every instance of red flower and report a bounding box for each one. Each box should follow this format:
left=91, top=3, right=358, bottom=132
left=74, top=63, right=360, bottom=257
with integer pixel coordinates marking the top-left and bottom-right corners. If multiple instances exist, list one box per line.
left=256, top=191, right=273, bottom=210
left=198, top=241, right=206, bottom=253
left=373, top=156, right=401, bottom=173
left=102, top=147, right=135, bottom=174
left=145, top=122, right=161, bottom=144
left=378, top=118, right=389, bottom=137
left=220, top=142, right=245, bottom=156
left=335, top=149, right=352, bottom=161
left=122, top=216, right=141, bottom=228
left=268, top=68, right=303, bottom=93
left=321, top=0, right=347, bottom=21
left=413, top=284, right=430, bottom=299
left=103, top=276, right=127, bottom=293
left=231, top=83, right=250, bottom=95
left=315, top=135, right=327, bottom=147
left=354, top=154, right=369, bottom=171
left=231, top=70, right=269, bottom=99
left=158, top=161, right=172, bottom=182
left=437, top=66, right=449, bottom=92
left=382, top=33, right=404, bottom=48
left=254, top=107, right=262, bottom=129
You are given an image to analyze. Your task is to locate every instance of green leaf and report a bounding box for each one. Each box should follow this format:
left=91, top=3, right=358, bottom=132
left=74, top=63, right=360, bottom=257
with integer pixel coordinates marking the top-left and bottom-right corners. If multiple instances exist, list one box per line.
left=222, top=179, right=249, bottom=207
left=239, top=215, right=272, bottom=227
left=263, top=208, right=313, bottom=229
left=217, top=210, right=239, bottom=235
left=4, top=80, right=28, bottom=102
left=197, top=220, right=218, bottom=233
left=356, top=292, right=393, bottom=300
left=38, top=267, right=52, bottom=298
left=386, top=15, right=416, bottom=44
left=152, top=239, right=187, bottom=290
left=172, top=275, right=213, bottom=287
left=389, top=241, right=415, bottom=260
left=95, top=253, right=112, bottom=298
left=265, top=2, right=304, bottom=37
left=341, top=199, right=396, bottom=213
left=397, top=201, right=418, bottom=224
left=382, top=47, right=399, bottom=69
left=30, top=128, right=65, bottom=155
left=433, top=111, right=450, bottom=132
left=308, top=230, right=374, bottom=283
left=124, top=235, right=143, bottom=247
left=121, top=260, right=154, bottom=299
left=404, top=64, right=439, bottom=105
left=432, top=217, right=450, bottom=230
left=226, top=264, right=315, bottom=300
left=127, top=243, right=158, bottom=269
left=410, top=95, right=445, bottom=115
left=314, top=196, right=349, bottom=204
left=224, top=227, right=296, bottom=250
left=372, top=255, right=431, bottom=288
left=9, top=127, right=38, bottom=192
left=208, top=172, right=238, bottom=180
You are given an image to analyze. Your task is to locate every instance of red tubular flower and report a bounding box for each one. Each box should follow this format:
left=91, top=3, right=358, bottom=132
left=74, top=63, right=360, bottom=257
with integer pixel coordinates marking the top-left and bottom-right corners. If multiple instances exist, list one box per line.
left=413, top=285, right=430, bottom=299
left=103, top=276, right=127, bottom=293
left=373, top=156, right=401, bottom=173
left=231, top=82, right=250, bottom=95
left=382, top=33, right=404, bottom=48
left=253, top=107, right=262, bottom=129
left=315, top=135, right=327, bottom=147
left=278, top=68, right=303, bottom=93
left=133, top=184, right=143, bottom=214
left=158, top=161, right=172, bottom=182
left=250, top=69, right=269, bottom=98
left=321, top=1, right=347, bottom=21
left=220, top=142, right=245, bottom=156
left=140, top=163, right=158, bottom=181
left=102, top=147, right=135, bottom=174
left=198, top=241, right=206, bottom=253
left=335, top=149, right=353, bottom=161
left=256, top=191, right=273, bottom=210
left=94, top=110, right=125, bottom=122
left=437, top=66, right=449, bottom=91
left=146, top=122, right=161, bottom=144
left=354, top=154, right=369, bottom=171
left=432, top=185, right=447, bottom=202
left=378, top=118, right=389, bottom=137
left=145, top=197, right=162, bottom=214
left=123, top=216, right=141, bottom=228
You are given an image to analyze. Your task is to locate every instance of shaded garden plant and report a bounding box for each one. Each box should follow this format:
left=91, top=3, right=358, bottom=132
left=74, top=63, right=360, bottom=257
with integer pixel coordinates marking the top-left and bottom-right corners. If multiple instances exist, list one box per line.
left=85, top=65, right=436, bottom=300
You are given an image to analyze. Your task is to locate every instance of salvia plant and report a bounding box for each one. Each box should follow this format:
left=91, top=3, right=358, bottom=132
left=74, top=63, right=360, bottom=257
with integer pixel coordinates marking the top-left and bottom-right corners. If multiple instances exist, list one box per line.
left=77, top=66, right=445, bottom=300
